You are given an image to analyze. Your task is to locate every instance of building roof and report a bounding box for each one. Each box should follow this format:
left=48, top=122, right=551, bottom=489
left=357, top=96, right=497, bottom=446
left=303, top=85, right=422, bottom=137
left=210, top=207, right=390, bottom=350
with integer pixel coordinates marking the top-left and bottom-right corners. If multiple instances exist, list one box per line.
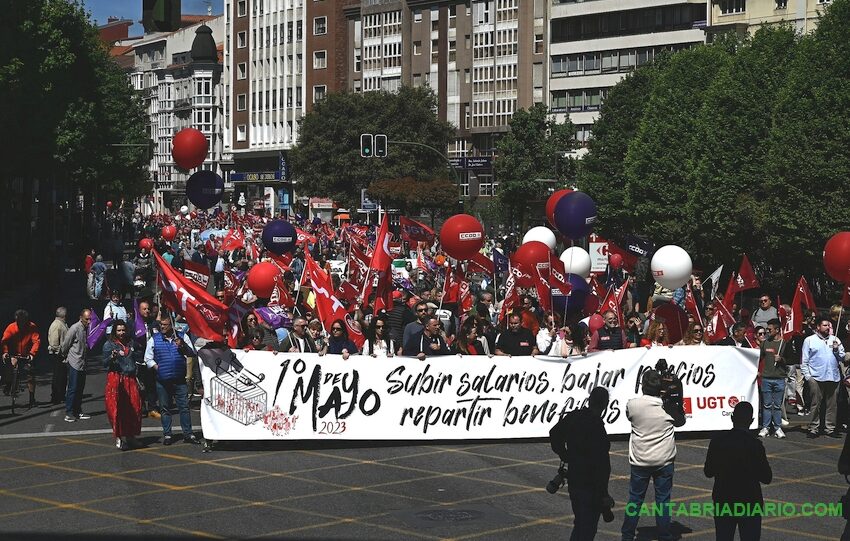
left=190, top=24, right=217, bottom=63
left=181, top=14, right=218, bottom=26
left=109, top=45, right=135, bottom=57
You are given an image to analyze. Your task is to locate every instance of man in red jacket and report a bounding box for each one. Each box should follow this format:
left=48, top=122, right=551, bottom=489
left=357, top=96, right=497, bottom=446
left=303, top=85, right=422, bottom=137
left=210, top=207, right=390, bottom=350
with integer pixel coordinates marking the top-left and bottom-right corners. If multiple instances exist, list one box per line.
left=2, top=309, right=41, bottom=407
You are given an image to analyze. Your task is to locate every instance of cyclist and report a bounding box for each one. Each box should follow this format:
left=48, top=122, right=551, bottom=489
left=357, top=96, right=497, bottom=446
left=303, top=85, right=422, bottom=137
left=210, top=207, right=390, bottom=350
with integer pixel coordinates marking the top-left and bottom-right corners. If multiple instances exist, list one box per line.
left=2, top=309, right=41, bottom=408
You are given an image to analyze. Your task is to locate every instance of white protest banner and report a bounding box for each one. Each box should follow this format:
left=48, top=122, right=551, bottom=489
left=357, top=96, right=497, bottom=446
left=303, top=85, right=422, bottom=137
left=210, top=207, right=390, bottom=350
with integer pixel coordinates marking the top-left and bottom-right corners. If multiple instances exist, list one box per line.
left=197, top=346, right=758, bottom=441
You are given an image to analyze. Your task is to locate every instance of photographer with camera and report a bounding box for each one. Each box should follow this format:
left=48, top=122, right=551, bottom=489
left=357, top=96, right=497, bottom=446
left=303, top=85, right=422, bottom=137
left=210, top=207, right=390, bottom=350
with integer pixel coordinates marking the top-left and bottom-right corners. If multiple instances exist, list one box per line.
left=548, top=387, right=613, bottom=541
left=621, top=369, right=685, bottom=541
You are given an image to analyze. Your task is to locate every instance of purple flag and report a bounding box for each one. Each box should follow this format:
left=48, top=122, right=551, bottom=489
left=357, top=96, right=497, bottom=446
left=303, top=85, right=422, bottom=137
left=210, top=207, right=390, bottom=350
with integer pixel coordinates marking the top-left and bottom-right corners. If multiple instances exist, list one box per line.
left=86, top=309, right=112, bottom=350
left=133, top=298, right=147, bottom=340
left=255, top=306, right=290, bottom=329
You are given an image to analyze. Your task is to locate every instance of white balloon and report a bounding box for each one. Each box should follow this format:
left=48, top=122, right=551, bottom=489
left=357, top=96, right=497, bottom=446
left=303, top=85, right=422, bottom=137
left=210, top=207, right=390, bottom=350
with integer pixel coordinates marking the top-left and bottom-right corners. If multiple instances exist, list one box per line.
left=650, top=245, right=693, bottom=290
left=523, top=226, right=557, bottom=250
left=180, top=205, right=190, bottom=215
left=559, top=247, right=591, bottom=278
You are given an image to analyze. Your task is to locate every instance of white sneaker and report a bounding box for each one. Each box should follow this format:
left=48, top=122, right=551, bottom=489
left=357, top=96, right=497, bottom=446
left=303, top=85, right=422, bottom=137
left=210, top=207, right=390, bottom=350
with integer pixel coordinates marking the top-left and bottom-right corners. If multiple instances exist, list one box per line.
left=758, top=428, right=769, bottom=438
left=774, top=428, right=786, bottom=439
left=781, top=419, right=790, bottom=427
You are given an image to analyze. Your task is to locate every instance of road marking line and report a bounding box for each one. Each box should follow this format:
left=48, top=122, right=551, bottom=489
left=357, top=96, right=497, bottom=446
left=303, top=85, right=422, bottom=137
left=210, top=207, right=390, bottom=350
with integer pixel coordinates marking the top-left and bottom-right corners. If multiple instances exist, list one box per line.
left=0, top=426, right=163, bottom=440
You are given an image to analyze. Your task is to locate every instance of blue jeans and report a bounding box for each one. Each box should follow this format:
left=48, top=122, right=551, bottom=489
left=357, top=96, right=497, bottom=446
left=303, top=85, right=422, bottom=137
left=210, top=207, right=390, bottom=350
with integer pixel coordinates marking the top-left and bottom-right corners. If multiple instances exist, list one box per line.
left=621, top=463, right=674, bottom=541
left=155, top=380, right=192, bottom=437
left=761, top=378, right=785, bottom=429
left=65, top=365, right=87, bottom=416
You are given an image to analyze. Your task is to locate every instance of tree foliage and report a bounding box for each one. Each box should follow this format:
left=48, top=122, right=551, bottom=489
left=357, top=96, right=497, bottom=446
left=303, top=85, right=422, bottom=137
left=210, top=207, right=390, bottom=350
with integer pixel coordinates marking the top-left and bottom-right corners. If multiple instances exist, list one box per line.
left=368, top=176, right=459, bottom=221
left=290, top=86, right=456, bottom=209
left=494, top=103, right=574, bottom=225
left=0, top=0, right=149, bottom=199
left=575, top=0, right=850, bottom=291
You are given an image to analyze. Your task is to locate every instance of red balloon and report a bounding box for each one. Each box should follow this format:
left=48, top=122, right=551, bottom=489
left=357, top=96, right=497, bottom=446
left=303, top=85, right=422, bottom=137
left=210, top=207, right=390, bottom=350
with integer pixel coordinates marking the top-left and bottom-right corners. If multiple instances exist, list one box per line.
left=512, top=241, right=550, bottom=270
left=246, top=262, right=280, bottom=298
left=106, top=201, right=113, bottom=208
left=652, top=303, right=689, bottom=345
left=824, top=232, right=850, bottom=282
left=138, top=238, right=154, bottom=251
left=588, top=313, right=605, bottom=335
left=440, top=214, right=484, bottom=260
left=609, top=253, right=623, bottom=270
left=161, top=225, right=177, bottom=241
left=190, top=211, right=198, bottom=219
left=171, top=128, right=209, bottom=170
left=545, top=189, right=573, bottom=228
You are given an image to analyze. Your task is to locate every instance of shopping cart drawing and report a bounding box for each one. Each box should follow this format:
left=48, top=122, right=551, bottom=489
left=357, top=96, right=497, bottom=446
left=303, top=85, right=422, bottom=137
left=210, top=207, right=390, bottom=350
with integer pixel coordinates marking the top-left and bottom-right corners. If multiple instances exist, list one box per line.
left=204, top=355, right=267, bottom=426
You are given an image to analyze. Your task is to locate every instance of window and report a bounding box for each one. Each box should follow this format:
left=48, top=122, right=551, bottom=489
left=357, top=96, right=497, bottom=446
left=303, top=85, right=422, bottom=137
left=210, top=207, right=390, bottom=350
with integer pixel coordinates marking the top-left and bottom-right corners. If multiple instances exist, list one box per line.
left=354, top=49, right=361, bottom=72
left=237, top=62, right=247, bottom=79
left=449, top=40, right=456, bottom=62
left=237, top=31, right=247, bottom=48
left=775, top=0, right=787, bottom=7
left=465, top=35, right=471, bottom=49
left=465, top=68, right=470, bottom=83
left=313, top=50, right=327, bottom=69
left=431, top=39, right=439, bottom=64
left=237, top=94, right=246, bottom=111
left=236, top=124, right=246, bottom=142
left=313, top=85, right=326, bottom=103
left=313, top=17, right=327, bottom=35
left=601, top=51, right=618, bottom=72
left=287, top=22, right=293, bottom=43
left=413, top=73, right=422, bottom=86
left=237, top=0, right=246, bottom=17
left=719, top=0, right=746, bottom=14
left=414, top=9, right=422, bottom=22
left=413, top=41, right=421, bottom=55
left=534, top=34, right=544, bottom=54
left=296, top=20, right=303, bottom=41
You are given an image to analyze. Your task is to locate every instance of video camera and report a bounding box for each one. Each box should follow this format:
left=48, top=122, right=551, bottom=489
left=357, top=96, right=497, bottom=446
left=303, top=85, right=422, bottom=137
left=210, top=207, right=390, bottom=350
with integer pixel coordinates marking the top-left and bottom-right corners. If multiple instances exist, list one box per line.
left=656, top=359, right=685, bottom=423
left=546, top=462, right=567, bottom=494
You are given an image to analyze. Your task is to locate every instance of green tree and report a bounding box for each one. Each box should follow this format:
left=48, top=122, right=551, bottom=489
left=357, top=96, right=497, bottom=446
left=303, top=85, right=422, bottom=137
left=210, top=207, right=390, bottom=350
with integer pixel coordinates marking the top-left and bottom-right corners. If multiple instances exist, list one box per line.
left=763, top=0, right=850, bottom=283
left=622, top=45, right=731, bottom=251
left=290, top=86, right=456, bottom=209
left=688, top=27, right=798, bottom=273
left=368, top=176, right=458, bottom=225
left=494, top=103, right=575, bottom=227
left=576, top=61, right=663, bottom=240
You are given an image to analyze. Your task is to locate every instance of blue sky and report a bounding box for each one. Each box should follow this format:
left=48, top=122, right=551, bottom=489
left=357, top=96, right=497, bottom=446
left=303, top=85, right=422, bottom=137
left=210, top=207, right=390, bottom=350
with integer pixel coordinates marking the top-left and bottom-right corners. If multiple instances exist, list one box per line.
left=82, top=0, right=223, bottom=36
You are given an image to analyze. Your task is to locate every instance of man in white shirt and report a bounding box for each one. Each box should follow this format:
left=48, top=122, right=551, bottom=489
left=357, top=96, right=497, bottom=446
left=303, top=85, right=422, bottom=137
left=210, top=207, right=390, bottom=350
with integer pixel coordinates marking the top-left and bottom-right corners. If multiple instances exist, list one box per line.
left=802, top=316, right=845, bottom=438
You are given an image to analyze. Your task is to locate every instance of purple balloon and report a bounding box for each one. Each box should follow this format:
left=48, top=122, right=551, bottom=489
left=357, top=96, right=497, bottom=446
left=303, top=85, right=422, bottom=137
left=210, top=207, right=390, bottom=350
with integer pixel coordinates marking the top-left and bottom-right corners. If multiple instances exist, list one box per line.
left=262, top=219, right=297, bottom=255
left=552, top=273, right=589, bottom=314
left=186, top=170, right=224, bottom=209
left=554, top=191, right=597, bottom=240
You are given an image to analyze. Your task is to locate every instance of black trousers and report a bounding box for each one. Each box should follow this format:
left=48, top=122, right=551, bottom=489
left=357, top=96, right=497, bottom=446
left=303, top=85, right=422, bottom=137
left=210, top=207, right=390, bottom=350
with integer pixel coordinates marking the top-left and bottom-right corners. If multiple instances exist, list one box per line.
left=50, top=354, right=68, bottom=404
left=569, top=487, right=601, bottom=541
left=715, top=516, right=761, bottom=541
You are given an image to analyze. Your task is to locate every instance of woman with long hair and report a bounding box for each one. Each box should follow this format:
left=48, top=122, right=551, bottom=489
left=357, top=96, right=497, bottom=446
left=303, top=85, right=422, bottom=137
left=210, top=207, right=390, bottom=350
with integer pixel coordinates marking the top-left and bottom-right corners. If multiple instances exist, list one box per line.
left=327, top=318, right=359, bottom=359
left=453, top=318, right=491, bottom=356
left=640, top=321, right=669, bottom=347
left=102, top=321, right=142, bottom=451
left=364, top=315, right=395, bottom=357
left=561, top=323, right=588, bottom=357
left=683, top=321, right=707, bottom=346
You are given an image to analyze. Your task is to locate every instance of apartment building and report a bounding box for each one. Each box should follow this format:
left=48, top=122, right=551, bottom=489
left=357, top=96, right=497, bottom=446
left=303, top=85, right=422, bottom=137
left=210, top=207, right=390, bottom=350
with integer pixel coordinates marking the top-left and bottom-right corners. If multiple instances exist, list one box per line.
left=342, top=0, right=547, bottom=202
left=707, top=0, right=832, bottom=37
left=548, top=1, right=707, bottom=152
left=128, top=17, right=225, bottom=213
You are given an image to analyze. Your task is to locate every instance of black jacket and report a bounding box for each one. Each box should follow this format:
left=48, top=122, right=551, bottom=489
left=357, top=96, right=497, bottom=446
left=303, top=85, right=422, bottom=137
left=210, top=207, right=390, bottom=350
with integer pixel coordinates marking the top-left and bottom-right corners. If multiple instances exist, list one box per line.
left=402, top=330, right=451, bottom=357
left=716, top=337, right=750, bottom=347
left=704, top=427, right=772, bottom=504
left=549, top=407, right=611, bottom=498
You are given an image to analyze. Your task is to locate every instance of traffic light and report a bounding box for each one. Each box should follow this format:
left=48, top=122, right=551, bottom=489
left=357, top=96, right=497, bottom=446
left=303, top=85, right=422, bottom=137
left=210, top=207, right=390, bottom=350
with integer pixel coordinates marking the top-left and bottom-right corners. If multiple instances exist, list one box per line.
left=360, top=134, right=373, bottom=158
left=375, top=134, right=388, bottom=158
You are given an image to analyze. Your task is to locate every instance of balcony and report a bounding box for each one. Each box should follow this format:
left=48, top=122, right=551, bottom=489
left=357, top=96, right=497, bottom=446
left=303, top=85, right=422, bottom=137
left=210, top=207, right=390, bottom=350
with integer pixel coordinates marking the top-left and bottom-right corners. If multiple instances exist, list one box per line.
left=173, top=98, right=191, bottom=112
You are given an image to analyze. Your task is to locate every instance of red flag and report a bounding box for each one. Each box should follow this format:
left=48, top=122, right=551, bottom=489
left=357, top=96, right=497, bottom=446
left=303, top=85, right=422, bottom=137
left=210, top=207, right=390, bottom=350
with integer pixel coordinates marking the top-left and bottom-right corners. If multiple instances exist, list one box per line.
left=268, top=251, right=293, bottom=271
left=336, top=281, right=360, bottom=304
left=796, top=276, right=816, bottom=310
left=507, top=258, right=535, bottom=288
left=606, top=242, right=638, bottom=273
left=304, top=252, right=365, bottom=348
left=498, top=268, right=521, bottom=324
left=182, top=259, right=211, bottom=288
left=589, top=275, right=606, bottom=300
left=220, top=228, right=244, bottom=251
left=348, top=244, right=370, bottom=287
left=295, top=228, right=317, bottom=246
left=223, top=270, right=239, bottom=300
left=469, top=251, right=495, bottom=274
left=369, top=216, right=393, bottom=272
left=534, top=265, right=552, bottom=313
left=399, top=215, right=435, bottom=243
left=684, top=283, right=703, bottom=327
left=154, top=251, right=227, bottom=342
left=723, top=254, right=759, bottom=307
left=444, top=265, right=460, bottom=304
left=226, top=300, right=253, bottom=348
left=599, top=277, right=630, bottom=328
left=268, top=276, right=294, bottom=308
left=548, top=254, right=572, bottom=297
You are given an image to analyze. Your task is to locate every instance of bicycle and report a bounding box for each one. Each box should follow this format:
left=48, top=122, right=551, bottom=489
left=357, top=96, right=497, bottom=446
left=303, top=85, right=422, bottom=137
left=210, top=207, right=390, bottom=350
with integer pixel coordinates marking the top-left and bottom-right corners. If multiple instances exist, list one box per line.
left=4, top=355, right=32, bottom=415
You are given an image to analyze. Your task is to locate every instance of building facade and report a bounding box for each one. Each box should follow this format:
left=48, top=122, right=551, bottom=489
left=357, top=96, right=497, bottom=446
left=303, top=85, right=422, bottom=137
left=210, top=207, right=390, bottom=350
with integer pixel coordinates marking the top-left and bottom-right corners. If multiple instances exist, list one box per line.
left=342, top=0, right=547, bottom=203
left=548, top=0, right=707, bottom=153
left=128, top=16, right=225, bottom=214
left=706, top=0, right=831, bottom=37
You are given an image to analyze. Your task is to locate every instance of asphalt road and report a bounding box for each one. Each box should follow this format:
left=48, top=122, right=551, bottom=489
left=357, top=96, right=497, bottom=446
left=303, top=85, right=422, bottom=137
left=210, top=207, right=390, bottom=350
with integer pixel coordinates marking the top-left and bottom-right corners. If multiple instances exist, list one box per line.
left=0, top=362, right=845, bottom=541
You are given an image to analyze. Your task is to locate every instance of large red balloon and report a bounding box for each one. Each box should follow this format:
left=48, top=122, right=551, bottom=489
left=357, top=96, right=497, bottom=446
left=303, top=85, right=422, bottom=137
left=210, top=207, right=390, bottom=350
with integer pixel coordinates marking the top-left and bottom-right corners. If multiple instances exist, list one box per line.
left=171, top=128, right=209, bottom=170
left=512, top=241, right=551, bottom=270
left=106, top=201, right=113, bottom=209
left=161, top=225, right=177, bottom=241
left=138, top=238, right=154, bottom=251
left=824, top=232, right=850, bottom=283
left=545, top=189, right=573, bottom=228
left=609, top=253, right=623, bottom=270
left=246, top=262, right=280, bottom=298
left=440, top=214, right=484, bottom=260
